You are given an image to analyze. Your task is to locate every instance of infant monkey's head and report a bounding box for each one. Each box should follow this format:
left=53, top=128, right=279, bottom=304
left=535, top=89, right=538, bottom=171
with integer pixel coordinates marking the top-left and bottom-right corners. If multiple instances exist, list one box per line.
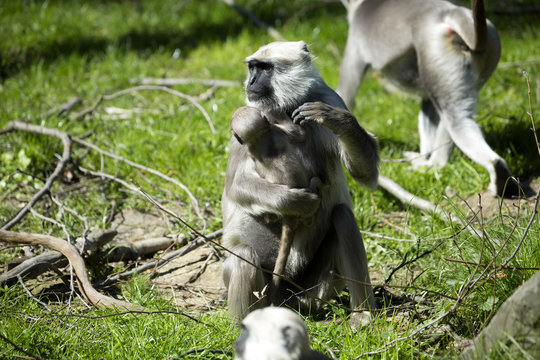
left=231, top=107, right=269, bottom=145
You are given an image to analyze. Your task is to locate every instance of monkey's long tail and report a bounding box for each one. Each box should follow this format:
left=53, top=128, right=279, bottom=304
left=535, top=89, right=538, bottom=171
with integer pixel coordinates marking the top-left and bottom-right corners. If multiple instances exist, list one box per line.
left=270, top=217, right=297, bottom=305
left=378, top=175, right=482, bottom=237
left=471, top=0, right=488, bottom=52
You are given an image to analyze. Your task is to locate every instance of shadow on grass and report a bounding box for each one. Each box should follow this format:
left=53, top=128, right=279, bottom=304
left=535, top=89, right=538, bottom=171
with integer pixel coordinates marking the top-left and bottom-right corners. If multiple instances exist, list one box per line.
left=485, top=115, right=540, bottom=179
left=0, top=1, right=348, bottom=81
left=0, top=19, right=245, bottom=80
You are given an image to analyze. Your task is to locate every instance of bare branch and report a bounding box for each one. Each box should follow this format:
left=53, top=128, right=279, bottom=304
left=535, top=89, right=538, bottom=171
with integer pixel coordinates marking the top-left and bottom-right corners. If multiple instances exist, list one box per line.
left=0, top=332, right=48, bottom=360
left=0, top=230, right=142, bottom=310
left=103, top=85, right=215, bottom=134
left=220, top=0, right=286, bottom=41
left=0, top=121, right=72, bottom=231
left=523, top=71, right=540, bottom=156
left=95, top=229, right=223, bottom=287
left=135, top=77, right=241, bottom=88
left=17, top=275, right=52, bottom=311
left=378, top=174, right=482, bottom=237
left=72, top=85, right=216, bottom=134
left=74, top=137, right=207, bottom=231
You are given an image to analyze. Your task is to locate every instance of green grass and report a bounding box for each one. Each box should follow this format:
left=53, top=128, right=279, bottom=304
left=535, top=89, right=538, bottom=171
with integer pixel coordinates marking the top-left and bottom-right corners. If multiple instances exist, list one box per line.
left=1, top=0, right=540, bottom=359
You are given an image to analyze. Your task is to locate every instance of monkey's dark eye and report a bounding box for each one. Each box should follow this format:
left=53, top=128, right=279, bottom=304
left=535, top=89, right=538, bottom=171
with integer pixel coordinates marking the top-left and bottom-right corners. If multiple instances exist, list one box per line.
left=258, top=62, right=273, bottom=72
left=247, top=60, right=273, bottom=72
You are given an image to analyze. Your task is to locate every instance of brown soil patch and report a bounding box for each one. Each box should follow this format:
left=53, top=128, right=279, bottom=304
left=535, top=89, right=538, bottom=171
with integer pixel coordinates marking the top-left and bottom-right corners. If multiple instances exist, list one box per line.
left=109, top=208, right=226, bottom=310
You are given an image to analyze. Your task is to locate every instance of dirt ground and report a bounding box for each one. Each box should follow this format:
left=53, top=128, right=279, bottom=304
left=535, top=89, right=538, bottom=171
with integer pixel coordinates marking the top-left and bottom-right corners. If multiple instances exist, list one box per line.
left=109, top=209, right=225, bottom=310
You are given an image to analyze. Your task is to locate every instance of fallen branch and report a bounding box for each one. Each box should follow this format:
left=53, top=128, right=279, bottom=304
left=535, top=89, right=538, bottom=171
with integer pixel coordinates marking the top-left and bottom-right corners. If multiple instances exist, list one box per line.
left=220, top=0, right=286, bottom=41
left=73, top=137, right=207, bottom=231
left=98, top=235, right=184, bottom=262
left=95, top=229, right=222, bottom=287
left=0, top=230, right=142, bottom=310
left=1, top=251, right=67, bottom=286
left=0, top=121, right=72, bottom=231
left=0, top=333, right=47, bottom=360
left=72, top=85, right=216, bottom=134
left=0, top=230, right=118, bottom=286
left=377, top=174, right=482, bottom=237
left=134, top=77, right=241, bottom=88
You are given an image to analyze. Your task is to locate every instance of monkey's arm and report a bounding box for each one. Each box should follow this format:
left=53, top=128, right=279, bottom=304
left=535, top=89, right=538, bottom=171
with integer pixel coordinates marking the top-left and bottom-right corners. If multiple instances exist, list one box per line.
left=224, top=140, right=320, bottom=217
left=292, top=102, right=379, bottom=189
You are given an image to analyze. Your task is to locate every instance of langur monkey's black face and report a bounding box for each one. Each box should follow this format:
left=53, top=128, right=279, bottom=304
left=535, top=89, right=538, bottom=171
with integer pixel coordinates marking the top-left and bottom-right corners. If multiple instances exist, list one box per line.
left=246, top=60, right=274, bottom=104
left=243, top=41, right=320, bottom=114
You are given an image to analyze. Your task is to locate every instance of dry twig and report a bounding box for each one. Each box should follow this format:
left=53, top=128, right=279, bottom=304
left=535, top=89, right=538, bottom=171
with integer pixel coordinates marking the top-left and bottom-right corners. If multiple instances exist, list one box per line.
left=72, top=85, right=216, bottom=134
left=0, top=121, right=72, bottom=231
left=135, top=77, right=241, bottom=88
left=220, top=0, right=286, bottom=41
left=73, top=137, right=206, bottom=231
left=0, top=230, right=141, bottom=310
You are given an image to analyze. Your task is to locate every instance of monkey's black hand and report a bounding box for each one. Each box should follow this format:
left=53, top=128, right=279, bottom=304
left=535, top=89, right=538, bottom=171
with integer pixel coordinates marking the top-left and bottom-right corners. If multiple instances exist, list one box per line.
left=292, top=102, right=350, bottom=133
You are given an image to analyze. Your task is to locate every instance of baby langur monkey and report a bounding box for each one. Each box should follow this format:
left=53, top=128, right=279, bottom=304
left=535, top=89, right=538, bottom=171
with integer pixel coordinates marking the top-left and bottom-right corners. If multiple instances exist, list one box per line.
left=231, top=106, right=322, bottom=304
left=235, top=307, right=332, bottom=360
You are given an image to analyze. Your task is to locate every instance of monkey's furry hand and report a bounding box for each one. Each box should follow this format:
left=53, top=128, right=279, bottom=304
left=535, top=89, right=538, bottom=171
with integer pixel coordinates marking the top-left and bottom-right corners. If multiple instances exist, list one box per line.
left=280, top=187, right=320, bottom=217
left=292, top=101, right=350, bottom=133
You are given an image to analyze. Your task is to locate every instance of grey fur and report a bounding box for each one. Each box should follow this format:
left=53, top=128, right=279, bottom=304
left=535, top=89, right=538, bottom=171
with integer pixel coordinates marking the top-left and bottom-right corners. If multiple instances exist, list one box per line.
left=338, top=0, right=518, bottom=196
left=222, top=41, right=379, bottom=322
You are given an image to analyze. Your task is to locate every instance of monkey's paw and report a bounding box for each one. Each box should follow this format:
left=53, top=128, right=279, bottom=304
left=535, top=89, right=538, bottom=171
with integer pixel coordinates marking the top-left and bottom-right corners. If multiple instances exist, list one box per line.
left=292, top=102, right=336, bottom=126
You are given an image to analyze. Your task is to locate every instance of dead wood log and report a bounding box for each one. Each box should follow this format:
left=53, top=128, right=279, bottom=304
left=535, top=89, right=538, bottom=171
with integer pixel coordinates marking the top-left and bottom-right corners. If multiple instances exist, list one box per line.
left=1, top=229, right=118, bottom=286
left=0, top=230, right=142, bottom=310
left=98, top=235, right=185, bottom=262
left=1, top=251, right=67, bottom=286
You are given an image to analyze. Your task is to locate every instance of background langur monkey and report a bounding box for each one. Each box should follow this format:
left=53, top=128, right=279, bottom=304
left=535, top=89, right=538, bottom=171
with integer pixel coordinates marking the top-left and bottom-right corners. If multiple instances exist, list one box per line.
left=234, top=307, right=332, bottom=360
left=222, top=41, right=379, bottom=321
left=231, top=106, right=322, bottom=304
left=337, top=0, right=517, bottom=196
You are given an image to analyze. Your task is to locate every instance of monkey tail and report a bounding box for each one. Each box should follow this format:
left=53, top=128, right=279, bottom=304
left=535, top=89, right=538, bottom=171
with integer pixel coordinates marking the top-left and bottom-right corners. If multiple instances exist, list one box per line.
left=471, top=0, right=488, bottom=52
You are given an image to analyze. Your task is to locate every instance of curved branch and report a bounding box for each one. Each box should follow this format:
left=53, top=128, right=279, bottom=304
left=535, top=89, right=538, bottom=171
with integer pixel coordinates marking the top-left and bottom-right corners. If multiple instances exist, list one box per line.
left=73, top=138, right=207, bottom=231
left=0, top=230, right=141, bottom=310
left=102, top=85, right=216, bottom=134
left=1, top=121, right=72, bottom=230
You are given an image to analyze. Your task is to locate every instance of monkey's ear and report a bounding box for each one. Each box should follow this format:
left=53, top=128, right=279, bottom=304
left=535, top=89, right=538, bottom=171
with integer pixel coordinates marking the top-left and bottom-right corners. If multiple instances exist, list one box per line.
left=232, top=131, right=245, bottom=145
left=300, top=41, right=310, bottom=54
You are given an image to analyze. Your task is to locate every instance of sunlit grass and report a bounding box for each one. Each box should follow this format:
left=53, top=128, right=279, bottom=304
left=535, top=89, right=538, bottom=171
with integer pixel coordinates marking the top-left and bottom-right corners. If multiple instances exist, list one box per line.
left=0, top=0, right=539, bottom=358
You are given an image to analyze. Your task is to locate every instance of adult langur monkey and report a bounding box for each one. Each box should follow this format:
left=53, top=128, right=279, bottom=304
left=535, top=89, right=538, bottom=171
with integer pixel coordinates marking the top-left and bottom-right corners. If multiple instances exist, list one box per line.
left=337, top=0, right=518, bottom=197
left=234, top=307, right=332, bottom=360
left=222, top=41, right=379, bottom=322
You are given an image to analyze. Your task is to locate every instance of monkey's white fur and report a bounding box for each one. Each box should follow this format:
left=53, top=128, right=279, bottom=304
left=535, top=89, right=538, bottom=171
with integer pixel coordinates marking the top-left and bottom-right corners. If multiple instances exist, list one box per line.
left=234, top=307, right=330, bottom=360
left=246, top=41, right=321, bottom=114
left=338, top=0, right=515, bottom=196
